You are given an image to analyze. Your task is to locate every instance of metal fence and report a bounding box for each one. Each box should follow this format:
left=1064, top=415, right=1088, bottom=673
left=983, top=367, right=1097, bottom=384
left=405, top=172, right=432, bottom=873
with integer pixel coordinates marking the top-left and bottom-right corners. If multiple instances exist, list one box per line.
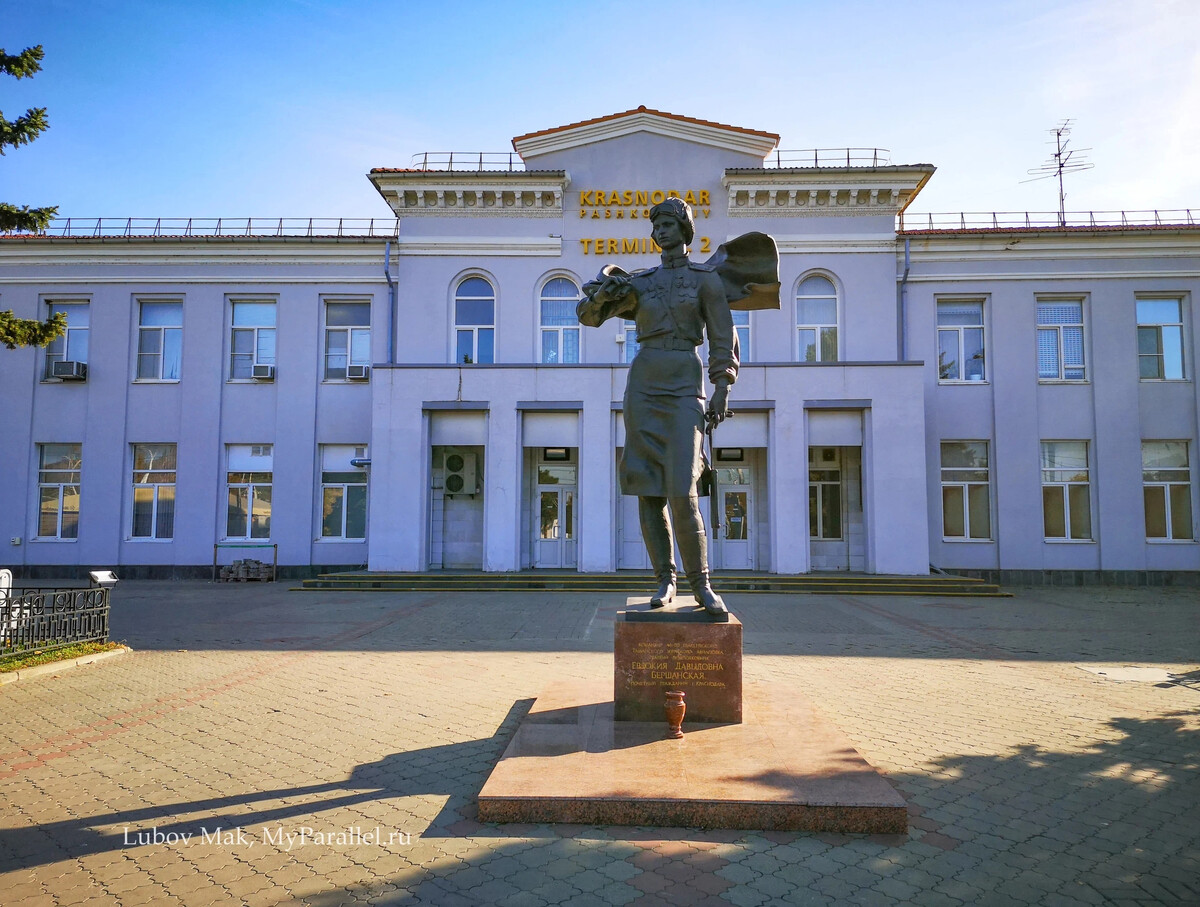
left=1, top=588, right=111, bottom=657
left=31, top=217, right=400, bottom=239
left=899, top=209, right=1199, bottom=231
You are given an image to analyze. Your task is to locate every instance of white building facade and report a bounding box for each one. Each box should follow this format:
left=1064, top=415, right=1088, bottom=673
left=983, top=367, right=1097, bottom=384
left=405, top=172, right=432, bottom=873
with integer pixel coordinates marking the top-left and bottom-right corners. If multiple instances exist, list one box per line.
left=1, top=108, right=1197, bottom=582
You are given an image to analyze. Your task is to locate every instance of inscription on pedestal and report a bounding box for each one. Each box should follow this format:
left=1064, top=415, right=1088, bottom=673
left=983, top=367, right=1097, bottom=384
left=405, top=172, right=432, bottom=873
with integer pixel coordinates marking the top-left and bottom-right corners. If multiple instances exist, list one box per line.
left=614, top=612, right=742, bottom=723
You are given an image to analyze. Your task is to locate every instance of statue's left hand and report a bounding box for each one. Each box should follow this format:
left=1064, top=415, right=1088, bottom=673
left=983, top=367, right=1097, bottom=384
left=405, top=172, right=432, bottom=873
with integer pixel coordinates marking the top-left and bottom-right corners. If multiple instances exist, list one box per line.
left=706, top=382, right=732, bottom=425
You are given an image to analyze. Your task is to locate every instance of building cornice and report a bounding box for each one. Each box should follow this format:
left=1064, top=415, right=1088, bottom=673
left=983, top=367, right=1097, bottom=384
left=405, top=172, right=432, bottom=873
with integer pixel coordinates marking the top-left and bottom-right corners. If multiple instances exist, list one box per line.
left=513, top=107, right=779, bottom=160
left=392, top=237, right=562, bottom=256
left=0, top=240, right=387, bottom=272
left=723, top=166, right=934, bottom=217
left=369, top=171, right=570, bottom=217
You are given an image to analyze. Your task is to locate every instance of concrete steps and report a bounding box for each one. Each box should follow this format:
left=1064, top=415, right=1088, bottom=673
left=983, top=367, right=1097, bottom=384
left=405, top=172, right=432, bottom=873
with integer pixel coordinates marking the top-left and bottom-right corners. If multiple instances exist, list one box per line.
left=295, top=571, right=1009, bottom=597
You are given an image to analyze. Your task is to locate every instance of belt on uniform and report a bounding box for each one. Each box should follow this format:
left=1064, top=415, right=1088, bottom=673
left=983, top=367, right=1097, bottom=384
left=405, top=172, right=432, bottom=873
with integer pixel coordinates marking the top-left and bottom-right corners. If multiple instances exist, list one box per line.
left=638, top=336, right=698, bottom=352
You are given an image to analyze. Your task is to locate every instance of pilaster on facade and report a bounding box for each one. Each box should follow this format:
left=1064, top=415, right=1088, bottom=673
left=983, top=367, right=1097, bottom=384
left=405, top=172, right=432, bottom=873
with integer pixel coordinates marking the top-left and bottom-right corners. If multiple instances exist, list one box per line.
left=369, top=171, right=570, bottom=218
left=722, top=166, right=934, bottom=218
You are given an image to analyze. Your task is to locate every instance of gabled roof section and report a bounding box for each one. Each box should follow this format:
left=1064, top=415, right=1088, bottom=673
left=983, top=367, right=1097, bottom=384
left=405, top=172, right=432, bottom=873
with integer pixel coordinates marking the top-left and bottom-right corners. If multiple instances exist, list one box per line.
left=512, top=106, right=779, bottom=160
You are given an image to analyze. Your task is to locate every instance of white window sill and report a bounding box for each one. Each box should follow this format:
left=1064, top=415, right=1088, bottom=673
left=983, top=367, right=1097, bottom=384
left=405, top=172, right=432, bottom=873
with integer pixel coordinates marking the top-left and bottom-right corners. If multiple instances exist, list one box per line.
left=132, top=379, right=181, bottom=385
left=1043, top=538, right=1096, bottom=544
left=938, top=380, right=989, bottom=386
left=31, top=537, right=78, bottom=543
left=1038, top=380, right=1089, bottom=386
left=941, top=537, right=995, bottom=543
left=126, top=537, right=174, bottom=543
left=315, top=537, right=367, bottom=543
left=1138, top=378, right=1191, bottom=384
left=226, top=379, right=274, bottom=384
left=320, top=379, right=371, bottom=385
left=1146, top=538, right=1197, bottom=544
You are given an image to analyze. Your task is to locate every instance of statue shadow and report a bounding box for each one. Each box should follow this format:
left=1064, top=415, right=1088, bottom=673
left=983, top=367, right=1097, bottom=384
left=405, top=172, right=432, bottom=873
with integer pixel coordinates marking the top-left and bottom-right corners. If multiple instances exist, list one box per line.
left=0, top=699, right=534, bottom=873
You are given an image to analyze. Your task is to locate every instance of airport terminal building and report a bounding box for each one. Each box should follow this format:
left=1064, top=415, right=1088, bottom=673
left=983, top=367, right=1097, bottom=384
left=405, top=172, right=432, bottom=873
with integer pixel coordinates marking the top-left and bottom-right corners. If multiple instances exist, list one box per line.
left=1, top=108, right=1197, bottom=580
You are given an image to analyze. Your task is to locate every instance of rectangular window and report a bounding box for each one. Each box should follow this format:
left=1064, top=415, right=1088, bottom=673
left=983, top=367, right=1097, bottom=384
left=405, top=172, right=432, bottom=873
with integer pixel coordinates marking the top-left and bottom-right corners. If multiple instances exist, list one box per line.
left=38, top=443, right=81, bottom=539
left=230, top=300, right=276, bottom=379
left=796, top=301, right=837, bottom=362
left=1040, top=441, right=1092, bottom=540
left=1037, top=300, right=1086, bottom=381
left=937, top=300, right=986, bottom=381
left=324, top=300, right=370, bottom=380
left=940, top=441, right=991, bottom=539
left=226, top=445, right=273, bottom=539
left=1137, top=298, right=1186, bottom=380
left=732, top=310, right=750, bottom=363
left=622, top=319, right=640, bottom=363
left=136, top=300, right=183, bottom=380
left=1143, top=441, right=1193, bottom=540
left=320, top=445, right=368, bottom=540
left=131, top=443, right=177, bottom=539
left=43, top=302, right=89, bottom=379
left=808, top=447, right=841, bottom=539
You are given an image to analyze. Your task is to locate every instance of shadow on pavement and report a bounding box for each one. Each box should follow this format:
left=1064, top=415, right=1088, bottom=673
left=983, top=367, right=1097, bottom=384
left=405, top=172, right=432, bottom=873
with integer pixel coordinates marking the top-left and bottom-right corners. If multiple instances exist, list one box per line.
left=0, top=700, right=533, bottom=874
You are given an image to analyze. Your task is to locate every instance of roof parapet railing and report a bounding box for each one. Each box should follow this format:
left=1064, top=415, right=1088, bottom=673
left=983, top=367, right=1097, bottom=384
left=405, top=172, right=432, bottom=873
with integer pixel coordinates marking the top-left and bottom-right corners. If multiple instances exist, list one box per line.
left=898, top=209, right=1198, bottom=231
left=407, top=151, right=525, bottom=172
left=14, top=217, right=401, bottom=238
left=767, top=148, right=891, bottom=168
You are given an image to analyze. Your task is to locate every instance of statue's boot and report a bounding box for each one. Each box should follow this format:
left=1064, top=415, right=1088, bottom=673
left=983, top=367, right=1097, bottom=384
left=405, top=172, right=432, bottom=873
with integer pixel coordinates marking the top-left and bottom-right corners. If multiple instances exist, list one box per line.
left=639, top=497, right=676, bottom=608
left=673, top=508, right=728, bottom=619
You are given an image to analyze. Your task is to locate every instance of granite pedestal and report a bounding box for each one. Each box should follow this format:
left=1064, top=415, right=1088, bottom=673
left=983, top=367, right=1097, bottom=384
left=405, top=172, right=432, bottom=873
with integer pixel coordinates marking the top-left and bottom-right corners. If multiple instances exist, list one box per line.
left=478, top=677, right=907, bottom=833
left=614, top=608, right=742, bottom=723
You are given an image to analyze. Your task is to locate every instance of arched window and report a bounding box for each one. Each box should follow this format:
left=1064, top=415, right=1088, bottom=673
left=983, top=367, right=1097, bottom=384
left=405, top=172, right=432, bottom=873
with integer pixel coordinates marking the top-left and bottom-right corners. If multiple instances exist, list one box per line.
left=796, top=274, right=838, bottom=362
left=539, top=277, right=581, bottom=364
left=454, top=277, right=494, bottom=364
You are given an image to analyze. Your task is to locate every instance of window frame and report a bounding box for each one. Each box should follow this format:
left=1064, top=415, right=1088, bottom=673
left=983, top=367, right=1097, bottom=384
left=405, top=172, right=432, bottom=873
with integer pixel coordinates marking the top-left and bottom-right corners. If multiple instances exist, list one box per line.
left=36, top=443, right=82, bottom=540
left=228, top=298, right=277, bottom=381
left=1142, top=440, right=1194, bottom=542
left=319, top=444, right=369, bottom=541
left=537, top=276, right=582, bottom=365
left=795, top=272, right=839, bottom=363
left=621, top=319, right=640, bottom=363
left=1136, top=296, right=1188, bottom=381
left=322, top=298, right=372, bottom=382
left=1036, top=297, right=1087, bottom=382
left=1040, top=440, right=1093, bottom=541
left=452, top=275, right=496, bottom=365
left=731, top=309, right=750, bottom=363
left=936, top=298, right=987, bottom=383
left=939, top=440, right=992, bottom=541
left=225, top=445, right=273, bottom=540
left=808, top=446, right=842, bottom=540
left=42, top=300, right=90, bottom=381
left=134, top=298, right=183, bottom=382
left=130, top=443, right=177, bottom=540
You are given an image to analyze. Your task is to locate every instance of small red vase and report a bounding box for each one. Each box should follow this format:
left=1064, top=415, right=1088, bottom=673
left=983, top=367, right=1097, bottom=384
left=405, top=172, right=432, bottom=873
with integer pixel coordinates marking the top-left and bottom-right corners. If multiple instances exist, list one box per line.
left=665, top=690, right=686, bottom=739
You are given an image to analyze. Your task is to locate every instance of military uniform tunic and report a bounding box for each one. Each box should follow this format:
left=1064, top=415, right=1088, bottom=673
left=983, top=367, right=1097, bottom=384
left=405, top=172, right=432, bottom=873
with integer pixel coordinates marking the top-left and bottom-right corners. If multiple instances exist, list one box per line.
left=578, top=250, right=739, bottom=498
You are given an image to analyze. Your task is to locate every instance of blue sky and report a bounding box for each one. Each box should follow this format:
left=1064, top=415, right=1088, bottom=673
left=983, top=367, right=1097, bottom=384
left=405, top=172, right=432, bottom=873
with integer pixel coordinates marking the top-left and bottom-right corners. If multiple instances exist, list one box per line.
left=4, top=0, right=1199, bottom=221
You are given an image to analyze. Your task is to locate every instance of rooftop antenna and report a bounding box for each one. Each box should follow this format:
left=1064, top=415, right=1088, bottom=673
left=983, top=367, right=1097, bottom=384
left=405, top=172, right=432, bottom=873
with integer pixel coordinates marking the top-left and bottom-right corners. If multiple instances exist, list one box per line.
left=1022, top=120, right=1094, bottom=226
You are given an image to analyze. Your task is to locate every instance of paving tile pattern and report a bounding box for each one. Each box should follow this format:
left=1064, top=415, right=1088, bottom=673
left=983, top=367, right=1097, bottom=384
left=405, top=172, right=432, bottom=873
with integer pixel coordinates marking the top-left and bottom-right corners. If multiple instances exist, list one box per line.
left=1, top=581, right=1197, bottom=905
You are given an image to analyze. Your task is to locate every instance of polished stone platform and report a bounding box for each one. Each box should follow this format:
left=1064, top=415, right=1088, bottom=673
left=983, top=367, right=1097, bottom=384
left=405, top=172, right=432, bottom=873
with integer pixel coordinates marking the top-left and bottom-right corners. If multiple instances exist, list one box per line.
left=478, top=679, right=907, bottom=833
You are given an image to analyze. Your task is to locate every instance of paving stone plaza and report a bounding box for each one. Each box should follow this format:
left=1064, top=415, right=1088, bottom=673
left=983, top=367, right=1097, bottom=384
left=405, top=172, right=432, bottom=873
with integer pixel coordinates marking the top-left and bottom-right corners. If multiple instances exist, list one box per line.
left=1, top=582, right=1197, bottom=906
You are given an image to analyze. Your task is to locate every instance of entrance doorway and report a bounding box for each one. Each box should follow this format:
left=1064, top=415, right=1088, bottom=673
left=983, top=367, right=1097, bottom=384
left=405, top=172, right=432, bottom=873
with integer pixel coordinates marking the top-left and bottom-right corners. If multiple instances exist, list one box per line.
left=808, top=446, right=865, bottom=572
left=715, top=465, right=755, bottom=569
left=530, top=449, right=577, bottom=569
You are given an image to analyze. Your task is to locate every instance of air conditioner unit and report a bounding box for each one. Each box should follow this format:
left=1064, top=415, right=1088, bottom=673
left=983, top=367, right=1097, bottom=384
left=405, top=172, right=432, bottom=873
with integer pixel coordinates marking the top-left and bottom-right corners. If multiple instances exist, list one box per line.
left=347, top=364, right=370, bottom=381
left=251, top=363, right=275, bottom=380
left=52, top=360, right=88, bottom=380
left=443, top=449, right=477, bottom=495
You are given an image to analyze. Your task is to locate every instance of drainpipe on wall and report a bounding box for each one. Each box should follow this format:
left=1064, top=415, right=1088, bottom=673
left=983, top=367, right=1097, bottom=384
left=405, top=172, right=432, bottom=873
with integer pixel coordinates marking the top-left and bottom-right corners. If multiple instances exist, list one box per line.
left=384, top=239, right=397, bottom=364
left=898, top=237, right=911, bottom=360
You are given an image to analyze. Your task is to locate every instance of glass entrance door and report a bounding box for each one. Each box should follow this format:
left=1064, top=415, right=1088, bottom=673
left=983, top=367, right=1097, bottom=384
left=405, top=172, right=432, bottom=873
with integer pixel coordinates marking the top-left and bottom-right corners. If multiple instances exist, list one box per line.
left=533, top=460, right=577, bottom=568
left=715, top=466, right=754, bottom=570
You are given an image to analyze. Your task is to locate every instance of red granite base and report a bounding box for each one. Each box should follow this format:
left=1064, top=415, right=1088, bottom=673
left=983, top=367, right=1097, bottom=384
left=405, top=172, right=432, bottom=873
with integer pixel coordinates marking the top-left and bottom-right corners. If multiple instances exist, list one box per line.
left=478, top=679, right=907, bottom=833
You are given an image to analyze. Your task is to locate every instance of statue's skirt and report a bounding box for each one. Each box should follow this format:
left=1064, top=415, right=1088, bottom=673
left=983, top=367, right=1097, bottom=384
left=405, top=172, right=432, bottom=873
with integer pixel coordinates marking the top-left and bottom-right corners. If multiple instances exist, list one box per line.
left=620, top=349, right=705, bottom=498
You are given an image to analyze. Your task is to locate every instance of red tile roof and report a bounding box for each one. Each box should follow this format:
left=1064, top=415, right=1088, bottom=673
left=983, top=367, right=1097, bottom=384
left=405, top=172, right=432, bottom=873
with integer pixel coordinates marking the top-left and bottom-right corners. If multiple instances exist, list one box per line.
left=511, top=106, right=779, bottom=146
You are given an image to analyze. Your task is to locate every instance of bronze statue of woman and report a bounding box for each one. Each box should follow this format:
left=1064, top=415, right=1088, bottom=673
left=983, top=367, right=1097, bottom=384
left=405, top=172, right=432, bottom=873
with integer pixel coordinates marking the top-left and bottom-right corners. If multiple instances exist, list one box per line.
left=578, top=199, right=778, bottom=618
